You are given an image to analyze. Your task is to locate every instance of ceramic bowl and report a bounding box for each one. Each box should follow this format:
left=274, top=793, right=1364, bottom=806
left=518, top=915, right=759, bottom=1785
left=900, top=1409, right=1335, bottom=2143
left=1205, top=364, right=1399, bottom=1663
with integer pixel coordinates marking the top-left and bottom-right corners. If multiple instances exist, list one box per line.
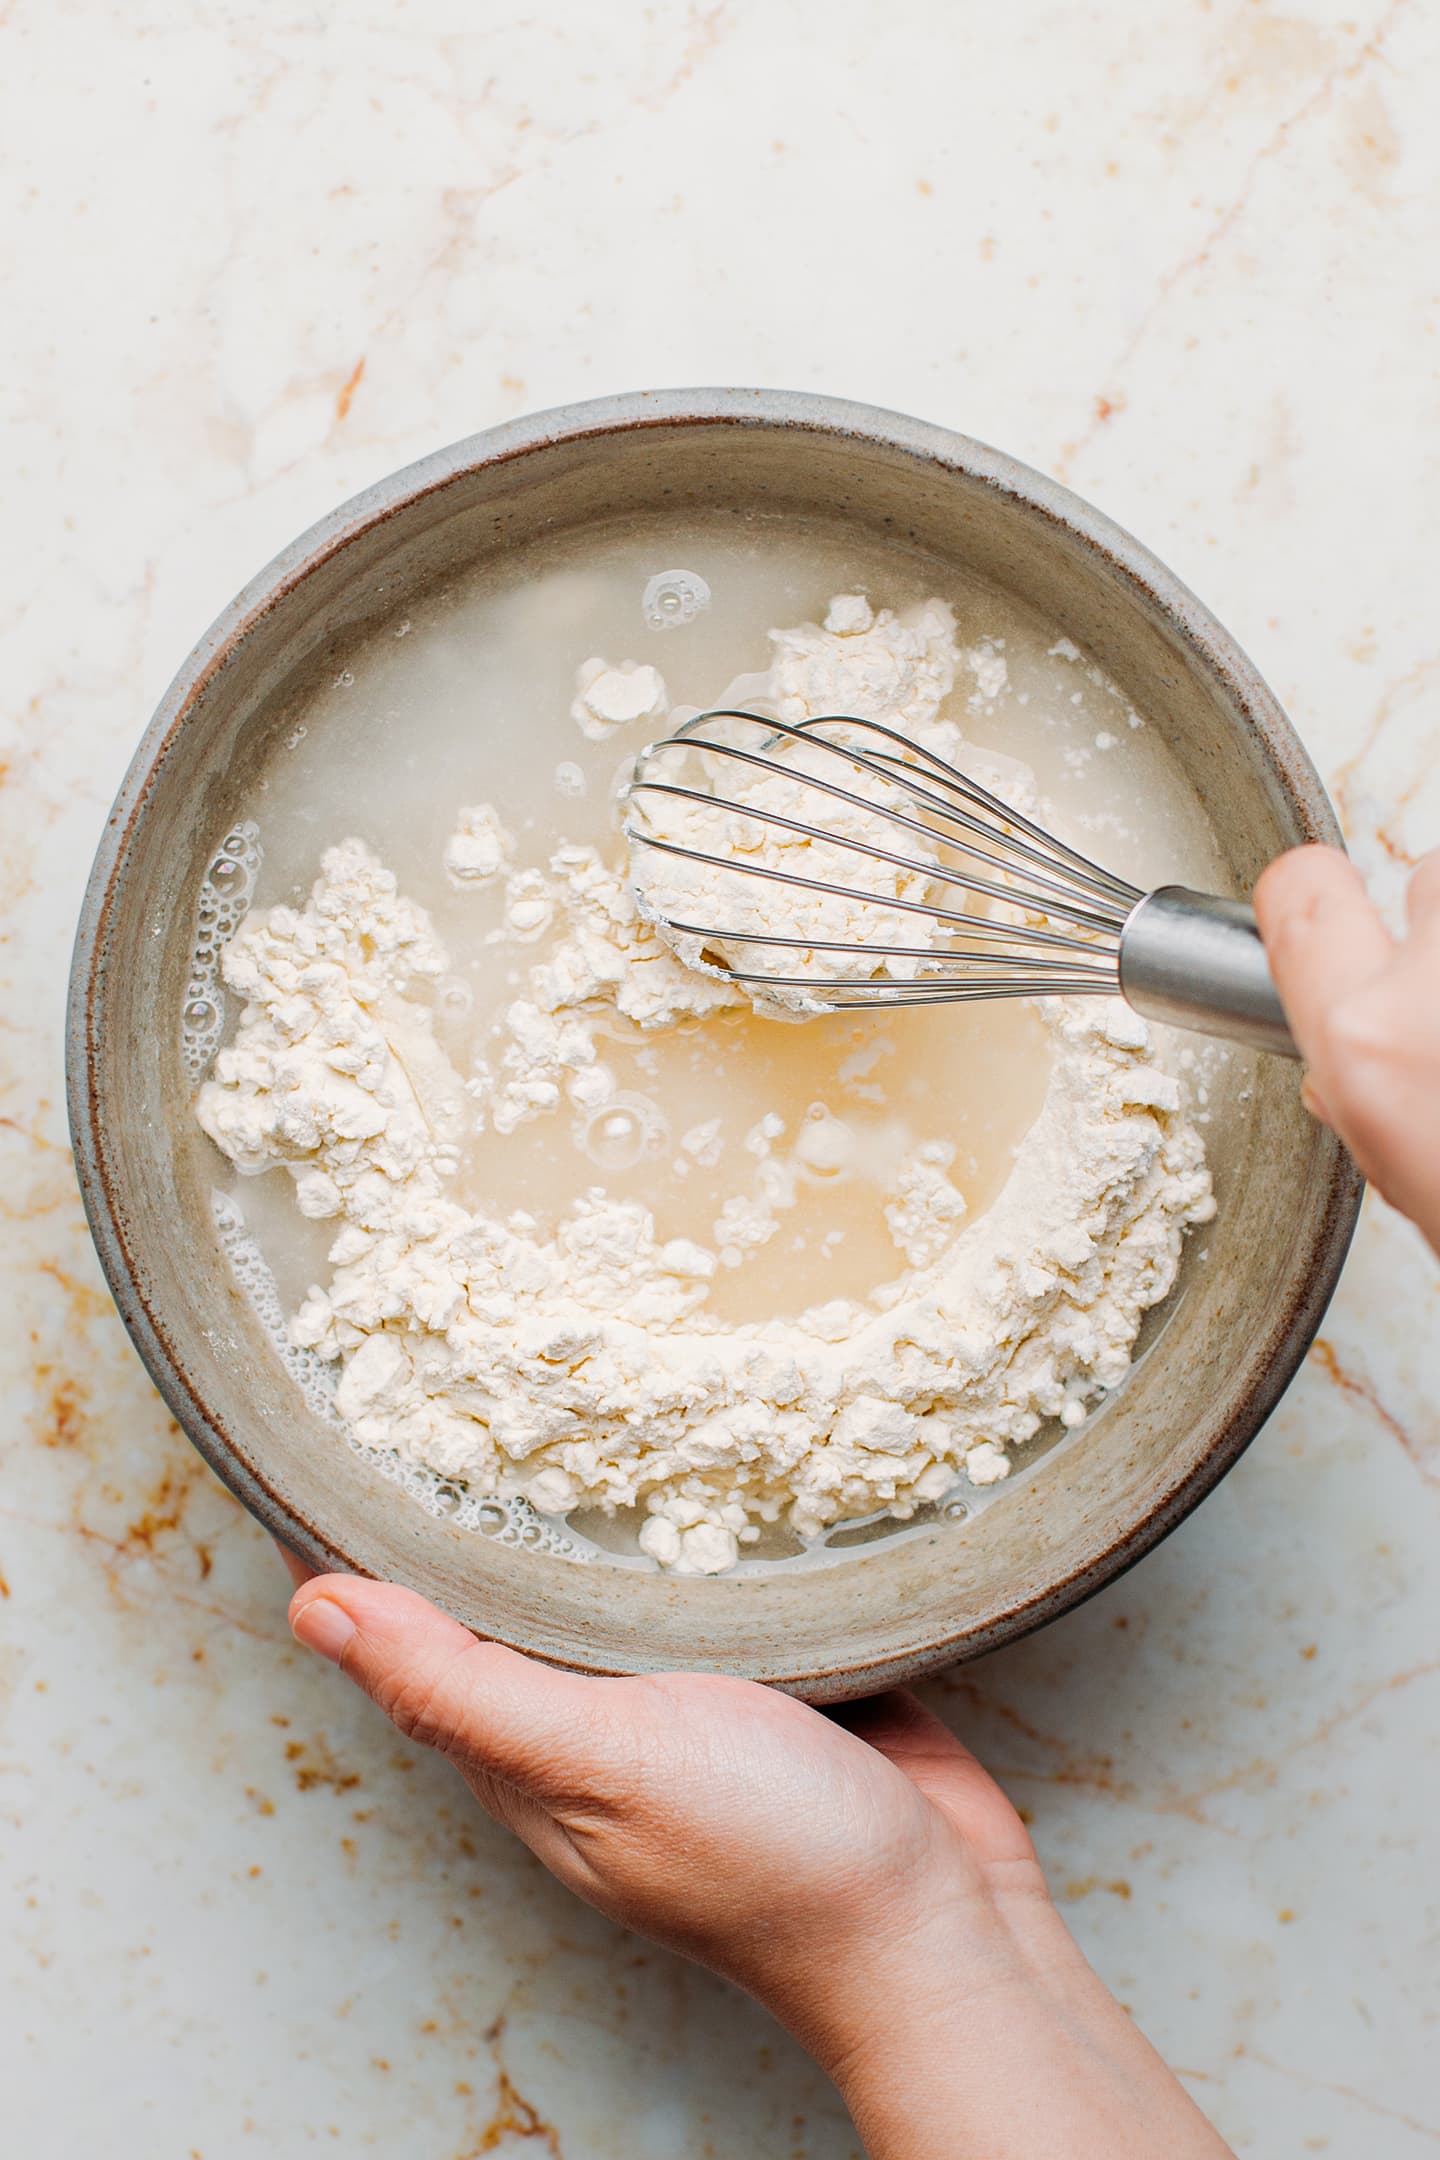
left=67, top=389, right=1361, bottom=1701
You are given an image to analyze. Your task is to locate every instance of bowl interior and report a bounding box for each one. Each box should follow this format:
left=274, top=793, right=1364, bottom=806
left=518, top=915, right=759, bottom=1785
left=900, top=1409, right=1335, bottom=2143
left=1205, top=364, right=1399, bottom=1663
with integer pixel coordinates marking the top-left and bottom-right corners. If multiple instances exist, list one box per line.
left=71, top=396, right=1358, bottom=1699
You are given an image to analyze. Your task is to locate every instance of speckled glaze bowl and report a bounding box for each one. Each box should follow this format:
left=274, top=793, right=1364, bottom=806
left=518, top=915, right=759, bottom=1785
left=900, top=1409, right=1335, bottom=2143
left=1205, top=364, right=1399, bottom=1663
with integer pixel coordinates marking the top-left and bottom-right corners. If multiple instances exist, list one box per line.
left=67, top=389, right=1361, bottom=1702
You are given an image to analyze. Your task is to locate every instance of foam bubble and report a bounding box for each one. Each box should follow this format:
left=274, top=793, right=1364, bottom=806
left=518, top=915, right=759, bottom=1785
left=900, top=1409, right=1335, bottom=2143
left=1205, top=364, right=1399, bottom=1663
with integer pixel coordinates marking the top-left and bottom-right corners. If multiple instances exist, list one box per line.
left=182, top=822, right=263, bottom=1086
left=211, top=1189, right=342, bottom=1426
left=641, top=567, right=711, bottom=630
left=577, top=1091, right=668, bottom=1172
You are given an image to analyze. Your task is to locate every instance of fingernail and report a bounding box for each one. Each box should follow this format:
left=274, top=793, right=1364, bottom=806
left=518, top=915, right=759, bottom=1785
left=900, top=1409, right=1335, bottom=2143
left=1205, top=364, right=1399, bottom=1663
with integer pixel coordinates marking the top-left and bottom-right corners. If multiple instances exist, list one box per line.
left=291, top=1595, right=357, bottom=1665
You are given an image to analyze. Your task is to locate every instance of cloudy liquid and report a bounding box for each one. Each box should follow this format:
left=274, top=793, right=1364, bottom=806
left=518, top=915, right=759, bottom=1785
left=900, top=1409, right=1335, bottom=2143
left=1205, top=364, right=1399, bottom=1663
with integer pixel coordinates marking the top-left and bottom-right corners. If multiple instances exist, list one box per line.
left=215, top=514, right=1227, bottom=1335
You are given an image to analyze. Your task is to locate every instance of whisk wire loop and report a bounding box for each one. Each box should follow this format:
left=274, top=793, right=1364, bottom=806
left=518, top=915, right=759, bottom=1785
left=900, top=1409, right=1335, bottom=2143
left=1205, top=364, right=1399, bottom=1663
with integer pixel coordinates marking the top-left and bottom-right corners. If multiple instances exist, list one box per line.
left=658, top=709, right=1141, bottom=910
left=623, top=709, right=1144, bottom=1009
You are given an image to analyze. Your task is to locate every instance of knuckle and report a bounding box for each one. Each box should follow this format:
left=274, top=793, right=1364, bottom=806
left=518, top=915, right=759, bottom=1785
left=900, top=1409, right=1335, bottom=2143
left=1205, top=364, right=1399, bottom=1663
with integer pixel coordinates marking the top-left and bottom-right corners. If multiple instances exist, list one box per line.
left=371, top=1660, right=458, bottom=1754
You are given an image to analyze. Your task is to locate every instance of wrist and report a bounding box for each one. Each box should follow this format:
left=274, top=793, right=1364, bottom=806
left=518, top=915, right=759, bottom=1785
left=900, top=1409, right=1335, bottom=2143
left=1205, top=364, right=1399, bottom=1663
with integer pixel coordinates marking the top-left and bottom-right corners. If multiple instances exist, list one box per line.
left=776, top=1886, right=1232, bottom=2160
left=766, top=1870, right=1081, bottom=2092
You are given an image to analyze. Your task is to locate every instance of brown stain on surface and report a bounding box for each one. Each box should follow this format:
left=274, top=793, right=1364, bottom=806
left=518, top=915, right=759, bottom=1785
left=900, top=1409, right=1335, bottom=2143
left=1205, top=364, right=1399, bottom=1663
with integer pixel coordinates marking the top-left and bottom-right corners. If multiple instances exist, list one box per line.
left=284, top=1732, right=362, bottom=1795
left=1338, top=78, right=1402, bottom=201
left=1309, top=1337, right=1436, bottom=1487
left=121, top=1458, right=205, bottom=1558
left=37, top=1371, right=89, bottom=1449
left=335, top=357, right=366, bottom=422
left=37, top=1258, right=111, bottom=1319
left=462, top=2018, right=564, bottom=2156
left=1330, top=652, right=1440, bottom=833
left=638, top=0, right=732, bottom=115
left=1063, top=1876, right=1133, bottom=1902
left=0, top=1113, right=66, bottom=1153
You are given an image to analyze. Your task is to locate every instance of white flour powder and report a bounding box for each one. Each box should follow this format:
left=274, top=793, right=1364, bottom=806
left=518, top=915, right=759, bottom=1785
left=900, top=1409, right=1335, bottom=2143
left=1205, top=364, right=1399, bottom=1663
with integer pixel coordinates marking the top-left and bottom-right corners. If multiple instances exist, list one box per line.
left=196, top=596, right=1214, bottom=1575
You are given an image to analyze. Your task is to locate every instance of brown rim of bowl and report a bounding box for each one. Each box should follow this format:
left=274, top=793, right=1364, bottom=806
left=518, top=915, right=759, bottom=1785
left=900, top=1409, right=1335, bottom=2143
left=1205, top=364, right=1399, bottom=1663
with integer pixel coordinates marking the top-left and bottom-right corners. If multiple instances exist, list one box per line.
left=65, top=387, right=1363, bottom=1688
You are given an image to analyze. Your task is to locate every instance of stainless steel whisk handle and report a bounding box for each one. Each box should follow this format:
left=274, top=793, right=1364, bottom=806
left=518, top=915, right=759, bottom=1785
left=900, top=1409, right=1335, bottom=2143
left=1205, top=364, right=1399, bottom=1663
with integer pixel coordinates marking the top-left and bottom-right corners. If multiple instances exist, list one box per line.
left=1119, top=887, right=1298, bottom=1060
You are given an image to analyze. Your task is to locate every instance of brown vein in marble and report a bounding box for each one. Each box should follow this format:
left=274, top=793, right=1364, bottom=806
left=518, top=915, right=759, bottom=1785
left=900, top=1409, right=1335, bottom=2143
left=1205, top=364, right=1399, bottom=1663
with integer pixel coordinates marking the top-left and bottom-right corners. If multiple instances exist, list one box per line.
left=335, top=355, right=366, bottom=423
left=638, top=0, right=734, bottom=114
left=955, top=1655, right=1440, bottom=1829
left=1309, top=1336, right=1437, bottom=1488
left=1176, top=1656, right=1440, bottom=1812
left=1238, top=2045, right=1440, bottom=2143
left=940, top=1678, right=1234, bottom=1830
left=1328, top=650, right=1440, bottom=866
left=457, top=2015, right=564, bottom=2157
left=0, top=1502, right=283, bottom=1642
left=1056, top=0, right=1414, bottom=479
left=0, top=1111, right=63, bottom=1152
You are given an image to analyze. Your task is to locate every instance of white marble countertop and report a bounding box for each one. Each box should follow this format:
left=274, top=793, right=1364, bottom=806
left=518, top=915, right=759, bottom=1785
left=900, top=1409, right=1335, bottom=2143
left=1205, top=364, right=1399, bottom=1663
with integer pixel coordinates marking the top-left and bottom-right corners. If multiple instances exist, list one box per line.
left=4, top=2, right=1439, bottom=2151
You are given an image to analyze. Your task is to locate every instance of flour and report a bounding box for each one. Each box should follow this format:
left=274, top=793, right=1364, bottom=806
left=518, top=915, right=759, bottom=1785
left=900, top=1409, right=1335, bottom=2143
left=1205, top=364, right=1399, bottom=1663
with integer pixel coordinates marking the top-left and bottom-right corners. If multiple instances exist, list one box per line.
left=769, top=595, right=958, bottom=729
left=196, top=593, right=1215, bottom=1576
left=571, top=657, right=669, bottom=741
left=443, top=804, right=513, bottom=888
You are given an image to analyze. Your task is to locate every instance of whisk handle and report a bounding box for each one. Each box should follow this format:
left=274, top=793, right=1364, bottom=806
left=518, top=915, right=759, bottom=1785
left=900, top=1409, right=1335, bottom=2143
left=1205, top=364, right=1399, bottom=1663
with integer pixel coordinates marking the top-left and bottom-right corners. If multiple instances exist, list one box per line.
left=1119, top=886, right=1299, bottom=1059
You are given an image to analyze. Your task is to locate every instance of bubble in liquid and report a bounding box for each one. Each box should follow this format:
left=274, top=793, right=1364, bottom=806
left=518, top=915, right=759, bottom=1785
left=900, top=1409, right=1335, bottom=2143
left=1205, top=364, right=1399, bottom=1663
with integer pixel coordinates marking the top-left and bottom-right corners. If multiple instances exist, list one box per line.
left=435, top=975, right=474, bottom=1018
left=942, top=1498, right=969, bottom=1522
left=579, top=1093, right=667, bottom=1172
left=183, top=821, right=262, bottom=1086
left=211, top=1190, right=344, bottom=1427
left=642, top=567, right=711, bottom=630
left=796, top=1104, right=854, bottom=1180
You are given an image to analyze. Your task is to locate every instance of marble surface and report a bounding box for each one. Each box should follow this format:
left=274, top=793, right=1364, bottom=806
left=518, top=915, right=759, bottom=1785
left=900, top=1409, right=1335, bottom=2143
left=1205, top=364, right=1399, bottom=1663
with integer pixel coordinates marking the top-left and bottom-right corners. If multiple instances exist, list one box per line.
left=4, top=1, right=1439, bottom=2151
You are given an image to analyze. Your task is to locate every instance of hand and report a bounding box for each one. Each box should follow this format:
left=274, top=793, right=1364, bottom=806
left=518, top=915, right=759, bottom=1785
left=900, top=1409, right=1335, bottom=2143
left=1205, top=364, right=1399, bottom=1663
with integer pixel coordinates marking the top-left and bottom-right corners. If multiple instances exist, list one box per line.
left=288, top=1571, right=1232, bottom=2157
left=1255, top=846, right=1440, bottom=1253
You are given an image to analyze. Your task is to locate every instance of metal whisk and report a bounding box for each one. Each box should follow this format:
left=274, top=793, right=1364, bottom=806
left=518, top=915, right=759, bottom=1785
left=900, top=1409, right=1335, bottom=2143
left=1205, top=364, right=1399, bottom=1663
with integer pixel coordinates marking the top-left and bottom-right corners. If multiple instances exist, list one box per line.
left=624, top=710, right=1297, bottom=1059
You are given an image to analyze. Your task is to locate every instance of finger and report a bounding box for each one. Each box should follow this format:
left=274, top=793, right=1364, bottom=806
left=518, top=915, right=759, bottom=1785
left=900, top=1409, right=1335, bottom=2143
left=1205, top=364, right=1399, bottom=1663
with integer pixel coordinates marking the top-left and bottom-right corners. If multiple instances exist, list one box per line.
left=273, top=1539, right=317, bottom=1591
left=1253, top=845, right=1393, bottom=1061
left=1300, top=1073, right=1334, bottom=1126
left=1405, top=847, right=1440, bottom=936
left=288, top=1576, right=610, bottom=1809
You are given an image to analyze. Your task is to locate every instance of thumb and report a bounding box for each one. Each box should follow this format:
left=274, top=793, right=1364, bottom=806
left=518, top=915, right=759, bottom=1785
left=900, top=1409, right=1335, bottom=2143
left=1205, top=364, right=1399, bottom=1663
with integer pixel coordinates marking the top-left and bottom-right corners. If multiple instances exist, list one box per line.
left=288, top=1576, right=612, bottom=1823
left=833, top=1691, right=1038, bottom=1870
left=1253, top=844, right=1393, bottom=1072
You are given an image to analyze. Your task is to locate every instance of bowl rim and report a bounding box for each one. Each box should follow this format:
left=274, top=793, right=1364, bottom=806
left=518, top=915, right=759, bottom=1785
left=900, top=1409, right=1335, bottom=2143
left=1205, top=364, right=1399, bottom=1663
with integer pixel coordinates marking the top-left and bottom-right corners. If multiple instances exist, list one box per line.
left=66, top=387, right=1363, bottom=1690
